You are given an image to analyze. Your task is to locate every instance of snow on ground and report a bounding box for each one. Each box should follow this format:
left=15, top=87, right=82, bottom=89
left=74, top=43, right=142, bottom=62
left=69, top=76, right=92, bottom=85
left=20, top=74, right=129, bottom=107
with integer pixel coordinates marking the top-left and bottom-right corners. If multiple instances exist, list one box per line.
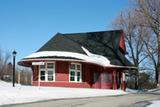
left=146, top=88, right=160, bottom=107
left=147, top=101, right=160, bottom=107
left=0, top=80, right=127, bottom=106
left=148, top=88, right=160, bottom=93
left=125, top=88, right=139, bottom=93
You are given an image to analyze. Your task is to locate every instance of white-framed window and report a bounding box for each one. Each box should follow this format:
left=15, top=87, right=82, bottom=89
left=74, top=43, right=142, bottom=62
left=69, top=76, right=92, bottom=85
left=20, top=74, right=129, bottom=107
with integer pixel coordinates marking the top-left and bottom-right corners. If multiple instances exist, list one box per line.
left=39, top=62, right=55, bottom=82
left=69, top=63, right=82, bottom=82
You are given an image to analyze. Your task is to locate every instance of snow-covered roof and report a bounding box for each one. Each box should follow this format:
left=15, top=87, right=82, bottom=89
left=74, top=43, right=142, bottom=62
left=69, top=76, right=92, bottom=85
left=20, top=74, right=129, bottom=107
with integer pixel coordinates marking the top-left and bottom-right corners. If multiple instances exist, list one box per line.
left=36, top=30, right=132, bottom=66
left=19, top=30, right=133, bottom=68
left=25, top=46, right=112, bottom=67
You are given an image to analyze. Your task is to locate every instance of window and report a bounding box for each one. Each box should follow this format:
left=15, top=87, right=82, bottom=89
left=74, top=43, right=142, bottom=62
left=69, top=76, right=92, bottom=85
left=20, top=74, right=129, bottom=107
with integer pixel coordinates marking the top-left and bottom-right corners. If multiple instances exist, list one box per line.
left=48, top=70, right=53, bottom=81
left=40, top=70, right=45, bottom=81
left=69, top=63, right=82, bottom=82
left=39, top=63, right=55, bottom=81
left=102, top=72, right=112, bottom=83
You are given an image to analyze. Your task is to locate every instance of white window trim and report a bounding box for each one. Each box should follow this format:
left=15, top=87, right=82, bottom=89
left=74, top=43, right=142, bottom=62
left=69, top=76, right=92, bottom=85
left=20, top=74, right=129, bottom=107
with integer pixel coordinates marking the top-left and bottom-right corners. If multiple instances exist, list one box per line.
left=39, top=62, right=55, bottom=82
left=122, top=73, right=125, bottom=81
left=69, top=62, right=82, bottom=83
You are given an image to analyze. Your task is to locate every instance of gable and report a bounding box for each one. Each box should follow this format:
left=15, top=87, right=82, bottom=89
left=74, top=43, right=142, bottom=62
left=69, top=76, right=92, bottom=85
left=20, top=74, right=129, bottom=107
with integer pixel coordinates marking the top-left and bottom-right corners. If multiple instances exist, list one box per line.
left=38, top=33, right=86, bottom=54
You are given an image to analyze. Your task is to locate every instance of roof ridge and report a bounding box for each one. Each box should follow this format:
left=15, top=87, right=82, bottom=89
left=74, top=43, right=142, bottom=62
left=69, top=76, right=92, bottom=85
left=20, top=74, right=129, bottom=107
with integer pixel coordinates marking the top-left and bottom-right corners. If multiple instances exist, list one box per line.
left=59, top=29, right=123, bottom=35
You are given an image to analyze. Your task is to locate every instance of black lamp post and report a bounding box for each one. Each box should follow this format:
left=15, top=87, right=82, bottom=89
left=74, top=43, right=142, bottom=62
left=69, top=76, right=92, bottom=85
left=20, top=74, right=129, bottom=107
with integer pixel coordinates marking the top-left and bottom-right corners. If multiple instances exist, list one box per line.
left=12, top=50, right=17, bottom=87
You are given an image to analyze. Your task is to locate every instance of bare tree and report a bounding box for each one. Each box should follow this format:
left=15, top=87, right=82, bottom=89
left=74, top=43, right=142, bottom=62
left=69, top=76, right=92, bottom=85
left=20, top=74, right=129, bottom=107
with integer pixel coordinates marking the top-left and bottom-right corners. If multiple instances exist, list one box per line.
left=0, top=49, right=11, bottom=79
left=138, top=71, right=156, bottom=89
left=15, top=67, right=32, bottom=85
left=135, top=0, right=160, bottom=85
left=143, top=32, right=158, bottom=83
left=112, top=10, right=150, bottom=89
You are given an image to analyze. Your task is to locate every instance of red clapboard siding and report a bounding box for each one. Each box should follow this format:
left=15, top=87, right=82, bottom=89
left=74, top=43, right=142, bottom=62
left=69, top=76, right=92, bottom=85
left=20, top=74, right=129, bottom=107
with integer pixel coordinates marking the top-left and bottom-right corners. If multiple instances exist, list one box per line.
left=55, top=61, right=69, bottom=81
left=31, top=61, right=126, bottom=90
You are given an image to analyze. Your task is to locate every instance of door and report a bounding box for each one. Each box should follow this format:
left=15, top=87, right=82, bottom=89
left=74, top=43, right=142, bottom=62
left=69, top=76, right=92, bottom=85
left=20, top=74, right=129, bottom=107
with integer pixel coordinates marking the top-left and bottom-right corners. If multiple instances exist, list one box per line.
left=101, top=72, right=112, bottom=89
left=93, top=72, right=101, bottom=88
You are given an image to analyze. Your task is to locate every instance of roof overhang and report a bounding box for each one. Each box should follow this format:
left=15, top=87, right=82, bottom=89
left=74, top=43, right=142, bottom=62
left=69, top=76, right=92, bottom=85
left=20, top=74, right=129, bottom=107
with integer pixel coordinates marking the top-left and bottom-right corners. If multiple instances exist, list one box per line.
left=18, top=58, right=137, bottom=70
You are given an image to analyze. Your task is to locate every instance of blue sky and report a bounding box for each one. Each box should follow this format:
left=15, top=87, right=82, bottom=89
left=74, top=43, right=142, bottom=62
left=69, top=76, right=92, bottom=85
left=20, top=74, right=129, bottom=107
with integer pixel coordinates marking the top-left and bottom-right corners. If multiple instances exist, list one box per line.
left=0, top=0, right=129, bottom=63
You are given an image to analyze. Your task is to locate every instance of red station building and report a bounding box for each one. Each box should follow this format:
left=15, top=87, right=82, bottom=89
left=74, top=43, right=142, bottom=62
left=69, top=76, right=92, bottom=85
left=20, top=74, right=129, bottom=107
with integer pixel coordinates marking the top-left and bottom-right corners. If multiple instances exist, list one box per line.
left=18, top=30, right=135, bottom=90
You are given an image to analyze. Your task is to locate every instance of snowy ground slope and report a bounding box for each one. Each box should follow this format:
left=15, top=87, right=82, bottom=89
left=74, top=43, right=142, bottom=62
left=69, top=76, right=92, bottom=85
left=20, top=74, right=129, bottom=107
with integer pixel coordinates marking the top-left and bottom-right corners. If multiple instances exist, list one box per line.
left=148, top=88, right=160, bottom=93
left=147, top=101, right=160, bottom=107
left=146, top=89, right=160, bottom=107
left=125, top=88, right=139, bottom=93
left=0, top=81, right=127, bottom=106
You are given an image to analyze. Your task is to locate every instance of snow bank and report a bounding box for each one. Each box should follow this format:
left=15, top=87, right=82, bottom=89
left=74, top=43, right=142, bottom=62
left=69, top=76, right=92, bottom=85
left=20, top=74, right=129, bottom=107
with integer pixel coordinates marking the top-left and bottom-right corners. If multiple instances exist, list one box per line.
left=148, top=88, right=160, bottom=93
left=25, top=46, right=112, bottom=67
left=0, top=80, right=127, bottom=106
left=125, top=88, right=138, bottom=93
left=146, top=89, right=160, bottom=107
left=147, top=101, right=160, bottom=107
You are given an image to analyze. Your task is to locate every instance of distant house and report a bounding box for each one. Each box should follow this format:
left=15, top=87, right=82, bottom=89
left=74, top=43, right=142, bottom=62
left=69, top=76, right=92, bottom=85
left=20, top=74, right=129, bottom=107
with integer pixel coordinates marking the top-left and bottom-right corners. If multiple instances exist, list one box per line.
left=18, top=30, right=134, bottom=90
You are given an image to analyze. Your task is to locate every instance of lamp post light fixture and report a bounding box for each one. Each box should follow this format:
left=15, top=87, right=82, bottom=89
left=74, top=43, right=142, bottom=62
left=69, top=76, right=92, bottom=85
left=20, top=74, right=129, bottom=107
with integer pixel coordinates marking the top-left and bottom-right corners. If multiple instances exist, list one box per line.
left=12, top=50, right=17, bottom=87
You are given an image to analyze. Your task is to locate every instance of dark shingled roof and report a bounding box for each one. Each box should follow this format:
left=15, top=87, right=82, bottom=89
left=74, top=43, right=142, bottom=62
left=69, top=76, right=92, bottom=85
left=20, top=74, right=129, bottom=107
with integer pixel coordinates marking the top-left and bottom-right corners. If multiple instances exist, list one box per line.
left=38, top=30, right=132, bottom=66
